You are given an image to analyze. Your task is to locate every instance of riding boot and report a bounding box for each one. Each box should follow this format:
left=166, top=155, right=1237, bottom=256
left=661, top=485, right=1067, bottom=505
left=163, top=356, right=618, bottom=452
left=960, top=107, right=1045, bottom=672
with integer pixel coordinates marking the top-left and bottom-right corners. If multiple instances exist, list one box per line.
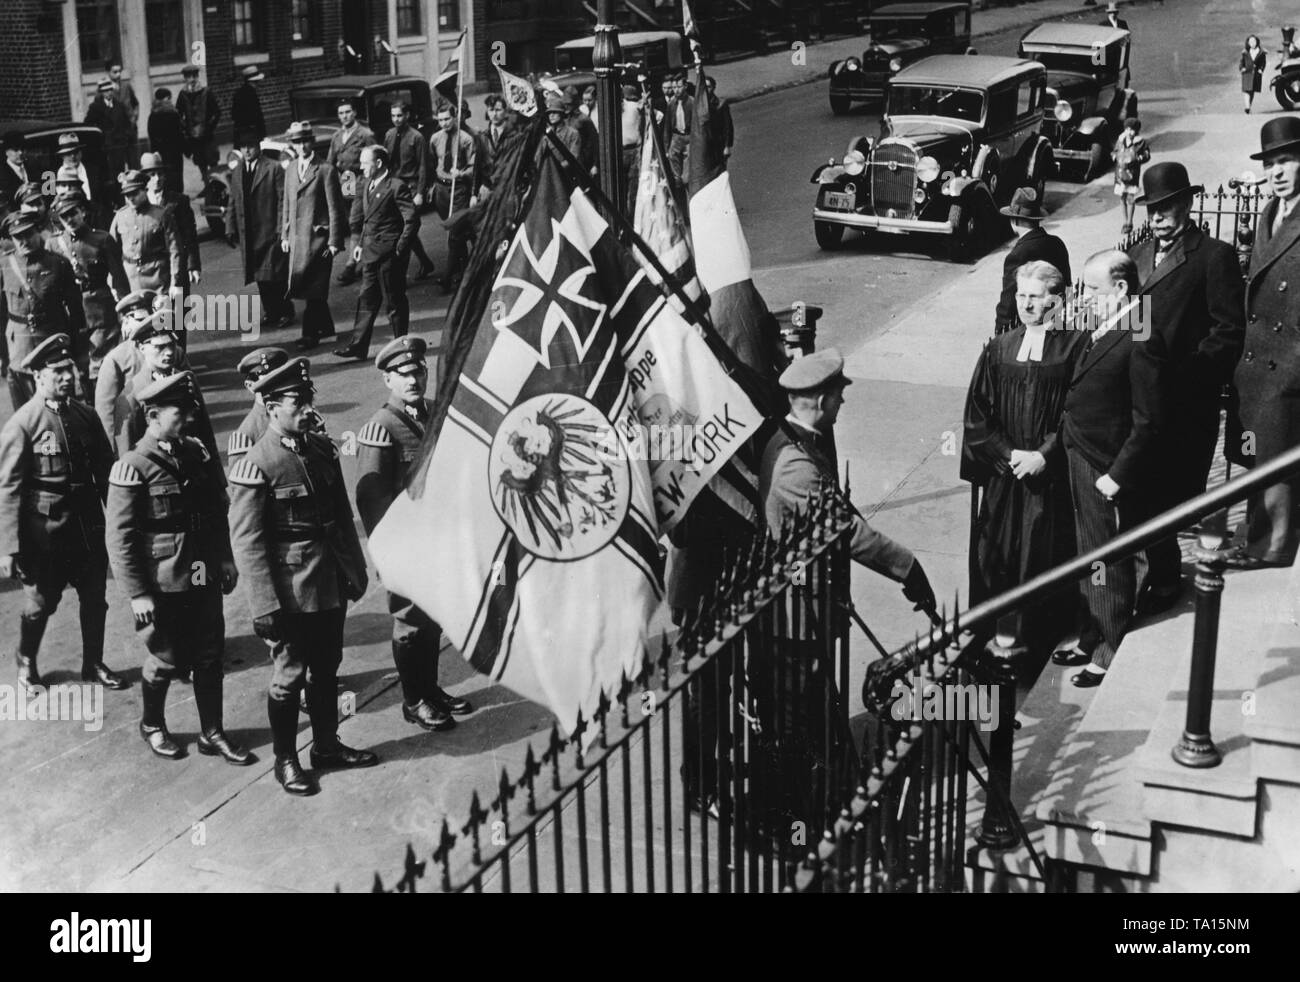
left=139, top=679, right=183, bottom=759
left=194, top=669, right=252, bottom=765
left=15, top=614, right=47, bottom=694
left=425, top=641, right=472, bottom=716
left=268, top=695, right=317, bottom=796
left=394, top=640, right=453, bottom=731
left=305, top=673, right=340, bottom=752
left=79, top=601, right=126, bottom=689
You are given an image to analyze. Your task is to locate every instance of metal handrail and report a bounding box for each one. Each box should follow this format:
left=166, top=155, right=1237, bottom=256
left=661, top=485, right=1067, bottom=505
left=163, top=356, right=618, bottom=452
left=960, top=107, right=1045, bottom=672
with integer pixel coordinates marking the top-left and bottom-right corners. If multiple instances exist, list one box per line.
left=864, top=439, right=1300, bottom=708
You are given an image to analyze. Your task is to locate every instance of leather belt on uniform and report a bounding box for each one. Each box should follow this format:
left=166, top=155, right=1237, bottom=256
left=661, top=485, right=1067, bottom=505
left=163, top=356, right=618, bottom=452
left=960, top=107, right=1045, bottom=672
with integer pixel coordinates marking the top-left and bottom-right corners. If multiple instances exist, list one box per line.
left=276, top=524, right=334, bottom=543
left=143, top=513, right=207, bottom=534
left=31, top=479, right=89, bottom=495
left=434, top=177, right=452, bottom=186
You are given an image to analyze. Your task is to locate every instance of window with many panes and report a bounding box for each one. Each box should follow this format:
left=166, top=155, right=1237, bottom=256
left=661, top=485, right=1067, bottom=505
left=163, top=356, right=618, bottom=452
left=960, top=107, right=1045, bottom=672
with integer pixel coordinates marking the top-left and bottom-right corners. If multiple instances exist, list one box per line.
left=397, top=0, right=422, bottom=36
left=438, top=0, right=459, bottom=31
left=76, top=0, right=119, bottom=68
left=232, top=0, right=264, bottom=51
left=292, top=0, right=320, bottom=45
left=145, top=0, right=185, bottom=63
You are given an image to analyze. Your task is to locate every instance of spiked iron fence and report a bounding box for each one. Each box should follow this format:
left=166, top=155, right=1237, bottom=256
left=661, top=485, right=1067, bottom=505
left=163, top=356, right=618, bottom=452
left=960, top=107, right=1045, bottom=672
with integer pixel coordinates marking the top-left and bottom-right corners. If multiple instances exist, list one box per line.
left=1114, top=182, right=1269, bottom=270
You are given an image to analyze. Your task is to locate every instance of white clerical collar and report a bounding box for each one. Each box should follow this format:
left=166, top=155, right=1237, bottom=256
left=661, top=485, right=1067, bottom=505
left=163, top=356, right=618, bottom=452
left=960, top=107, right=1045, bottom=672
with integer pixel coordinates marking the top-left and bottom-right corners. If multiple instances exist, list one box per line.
left=1015, top=325, right=1048, bottom=362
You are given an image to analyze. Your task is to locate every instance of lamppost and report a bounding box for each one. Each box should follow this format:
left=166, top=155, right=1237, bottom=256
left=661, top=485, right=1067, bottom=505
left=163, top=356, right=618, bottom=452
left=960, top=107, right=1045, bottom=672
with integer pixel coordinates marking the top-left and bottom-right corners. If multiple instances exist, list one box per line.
left=593, top=0, right=625, bottom=216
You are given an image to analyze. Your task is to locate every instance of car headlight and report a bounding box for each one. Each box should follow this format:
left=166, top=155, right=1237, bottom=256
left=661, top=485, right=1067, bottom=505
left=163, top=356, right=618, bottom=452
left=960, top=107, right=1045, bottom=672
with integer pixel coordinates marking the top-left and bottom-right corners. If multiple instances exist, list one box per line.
left=889, top=57, right=903, bottom=73
left=842, top=150, right=866, bottom=176
left=916, top=156, right=941, bottom=183
left=845, top=58, right=860, bottom=72
left=1054, top=100, right=1074, bottom=122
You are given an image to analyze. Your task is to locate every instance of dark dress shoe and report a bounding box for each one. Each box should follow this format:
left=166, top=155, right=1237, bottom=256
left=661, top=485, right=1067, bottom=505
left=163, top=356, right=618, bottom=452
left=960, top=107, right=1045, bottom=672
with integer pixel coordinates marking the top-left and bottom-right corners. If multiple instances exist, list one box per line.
left=335, top=264, right=359, bottom=285
left=332, top=344, right=368, bottom=360
left=429, top=687, right=473, bottom=716
left=1052, top=645, right=1091, bottom=666
left=310, top=741, right=379, bottom=770
left=140, top=722, right=185, bottom=759
left=1135, top=584, right=1182, bottom=618
left=402, top=699, right=456, bottom=731
left=274, top=755, right=319, bottom=796
left=197, top=729, right=255, bottom=765
left=1071, top=669, right=1106, bottom=688
left=83, top=662, right=129, bottom=690
left=295, top=337, right=319, bottom=351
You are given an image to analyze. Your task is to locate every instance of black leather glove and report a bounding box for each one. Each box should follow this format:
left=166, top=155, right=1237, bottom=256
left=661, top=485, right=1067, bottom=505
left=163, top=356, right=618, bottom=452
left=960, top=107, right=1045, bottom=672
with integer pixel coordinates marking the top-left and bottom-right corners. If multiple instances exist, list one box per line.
left=253, top=610, right=283, bottom=643
left=901, top=559, right=937, bottom=616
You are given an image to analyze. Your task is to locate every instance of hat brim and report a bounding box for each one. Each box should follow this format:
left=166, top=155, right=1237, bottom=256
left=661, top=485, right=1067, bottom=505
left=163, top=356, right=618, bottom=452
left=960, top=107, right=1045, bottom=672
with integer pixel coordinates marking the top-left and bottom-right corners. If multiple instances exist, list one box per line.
left=1136, top=184, right=1203, bottom=207
left=999, top=206, right=1046, bottom=220
left=1250, top=138, right=1300, bottom=160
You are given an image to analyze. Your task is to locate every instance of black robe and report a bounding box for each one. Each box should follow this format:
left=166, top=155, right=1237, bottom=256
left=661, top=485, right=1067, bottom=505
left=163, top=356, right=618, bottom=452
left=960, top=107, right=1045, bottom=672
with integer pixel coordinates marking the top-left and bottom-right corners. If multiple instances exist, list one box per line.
left=962, top=325, right=1086, bottom=644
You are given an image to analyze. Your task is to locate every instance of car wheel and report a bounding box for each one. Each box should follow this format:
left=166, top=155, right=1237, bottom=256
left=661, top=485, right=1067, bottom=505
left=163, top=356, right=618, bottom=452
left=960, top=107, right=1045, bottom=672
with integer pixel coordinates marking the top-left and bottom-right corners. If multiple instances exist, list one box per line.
left=1277, top=77, right=1300, bottom=110
left=815, top=221, right=845, bottom=250
left=947, top=203, right=980, bottom=262
left=830, top=92, right=851, bottom=115
left=206, top=215, right=226, bottom=239
left=1084, top=141, right=1108, bottom=182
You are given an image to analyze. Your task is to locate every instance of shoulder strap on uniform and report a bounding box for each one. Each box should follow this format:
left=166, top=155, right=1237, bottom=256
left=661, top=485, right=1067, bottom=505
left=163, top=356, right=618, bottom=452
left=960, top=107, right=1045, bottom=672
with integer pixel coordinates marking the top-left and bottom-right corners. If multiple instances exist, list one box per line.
left=109, top=459, right=144, bottom=487
left=228, top=456, right=267, bottom=486
left=227, top=429, right=254, bottom=456
left=357, top=419, right=393, bottom=448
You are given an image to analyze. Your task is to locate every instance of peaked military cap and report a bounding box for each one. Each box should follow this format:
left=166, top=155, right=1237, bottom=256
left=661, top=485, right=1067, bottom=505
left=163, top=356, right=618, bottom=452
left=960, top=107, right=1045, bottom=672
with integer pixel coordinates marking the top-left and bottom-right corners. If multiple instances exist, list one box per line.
left=138, top=370, right=199, bottom=409
left=21, top=333, right=75, bottom=373
left=251, top=356, right=314, bottom=398
left=53, top=192, right=89, bottom=216
left=118, top=169, right=147, bottom=194
left=375, top=335, right=428, bottom=373
left=238, top=347, right=290, bottom=380
left=15, top=184, right=44, bottom=208
left=133, top=314, right=180, bottom=346
left=778, top=347, right=853, bottom=392
left=544, top=92, right=568, bottom=114
left=115, top=290, right=159, bottom=316
left=4, top=210, right=41, bottom=237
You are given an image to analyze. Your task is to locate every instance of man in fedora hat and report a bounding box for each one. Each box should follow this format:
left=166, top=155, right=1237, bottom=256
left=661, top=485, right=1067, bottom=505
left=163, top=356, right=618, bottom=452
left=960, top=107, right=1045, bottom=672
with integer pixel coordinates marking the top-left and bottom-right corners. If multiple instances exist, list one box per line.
left=0, top=133, right=35, bottom=210
left=281, top=121, right=345, bottom=349
left=994, top=187, right=1071, bottom=335
left=141, top=152, right=202, bottom=306
left=109, top=169, right=182, bottom=298
left=1230, top=117, right=1300, bottom=566
left=1127, top=161, right=1244, bottom=609
left=544, top=91, right=583, bottom=166
left=55, top=131, right=110, bottom=222
left=85, top=79, right=134, bottom=178
left=176, top=66, right=220, bottom=184
left=147, top=88, right=185, bottom=194
left=1100, top=2, right=1129, bottom=30
left=232, top=65, right=267, bottom=142
left=227, top=128, right=293, bottom=333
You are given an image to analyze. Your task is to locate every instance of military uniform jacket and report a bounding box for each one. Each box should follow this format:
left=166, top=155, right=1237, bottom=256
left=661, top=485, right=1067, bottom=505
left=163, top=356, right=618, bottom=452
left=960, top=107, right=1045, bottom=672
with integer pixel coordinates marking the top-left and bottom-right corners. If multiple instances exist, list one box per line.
left=355, top=396, right=429, bottom=536
left=48, top=226, right=130, bottom=338
left=109, top=203, right=182, bottom=292
left=0, top=395, right=115, bottom=557
left=122, top=365, right=219, bottom=461
left=228, top=428, right=368, bottom=618
left=154, top=190, right=201, bottom=275
left=228, top=400, right=326, bottom=461
left=760, top=421, right=915, bottom=582
left=106, top=431, right=231, bottom=597
left=0, top=248, right=88, bottom=374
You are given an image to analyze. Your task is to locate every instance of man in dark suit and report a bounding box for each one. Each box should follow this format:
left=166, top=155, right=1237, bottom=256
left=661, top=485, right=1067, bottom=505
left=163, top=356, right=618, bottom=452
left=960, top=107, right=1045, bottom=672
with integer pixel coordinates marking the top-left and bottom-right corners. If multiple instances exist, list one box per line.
left=227, top=129, right=293, bottom=332
left=994, top=188, right=1071, bottom=334
left=480, top=95, right=518, bottom=192
left=1231, top=117, right=1300, bottom=566
left=334, top=145, right=419, bottom=360
left=1127, top=161, right=1245, bottom=605
left=231, top=66, right=267, bottom=142
left=147, top=88, right=185, bottom=194
left=1057, top=250, right=1164, bottom=687
left=0, top=132, right=35, bottom=209
left=1100, top=2, right=1130, bottom=30
left=85, top=79, right=135, bottom=178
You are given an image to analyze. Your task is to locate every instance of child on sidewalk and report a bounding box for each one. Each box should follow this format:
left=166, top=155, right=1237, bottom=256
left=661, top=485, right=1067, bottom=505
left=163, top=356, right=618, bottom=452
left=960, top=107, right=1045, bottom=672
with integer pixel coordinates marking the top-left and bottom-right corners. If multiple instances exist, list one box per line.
left=1112, top=118, right=1150, bottom=235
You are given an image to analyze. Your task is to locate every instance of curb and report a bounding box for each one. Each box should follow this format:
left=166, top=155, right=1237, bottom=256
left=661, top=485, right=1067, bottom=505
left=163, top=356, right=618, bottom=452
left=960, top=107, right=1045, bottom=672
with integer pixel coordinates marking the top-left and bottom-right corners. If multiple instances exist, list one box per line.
left=725, top=0, right=1123, bottom=105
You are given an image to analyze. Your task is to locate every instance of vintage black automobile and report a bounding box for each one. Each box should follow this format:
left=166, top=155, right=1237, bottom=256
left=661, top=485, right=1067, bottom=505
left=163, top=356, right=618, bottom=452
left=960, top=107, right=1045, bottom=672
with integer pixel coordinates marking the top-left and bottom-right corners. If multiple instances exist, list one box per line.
left=202, top=74, right=434, bottom=237
left=1018, top=23, right=1137, bottom=181
left=828, top=2, right=973, bottom=114
left=548, top=30, right=687, bottom=95
left=811, top=55, right=1055, bottom=259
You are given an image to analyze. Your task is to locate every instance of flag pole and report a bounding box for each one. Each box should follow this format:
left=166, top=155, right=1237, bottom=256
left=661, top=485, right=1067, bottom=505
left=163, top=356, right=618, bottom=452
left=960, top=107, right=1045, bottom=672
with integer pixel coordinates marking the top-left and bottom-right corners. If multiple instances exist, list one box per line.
left=450, top=32, right=464, bottom=208
left=593, top=0, right=625, bottom=219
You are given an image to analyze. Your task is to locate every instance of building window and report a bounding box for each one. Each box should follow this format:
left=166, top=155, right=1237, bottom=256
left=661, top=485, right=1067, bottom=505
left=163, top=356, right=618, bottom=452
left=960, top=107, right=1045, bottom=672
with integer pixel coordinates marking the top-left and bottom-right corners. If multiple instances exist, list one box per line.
left=397, top=0, right=422, bottom=36
left=76, top=0, right=119, bottom=68
left=231, top=0, right=264, bottom=51
left=292, top=0, right=320, bottom=45
left=438, top=0, right=459, bottom=31
left=145, top=0, right=185, bottom=63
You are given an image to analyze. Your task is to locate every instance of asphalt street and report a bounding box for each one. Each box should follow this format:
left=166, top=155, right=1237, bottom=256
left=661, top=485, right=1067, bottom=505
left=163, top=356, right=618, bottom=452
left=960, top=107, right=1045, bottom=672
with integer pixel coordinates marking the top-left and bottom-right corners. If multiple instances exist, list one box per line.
left=0, top=0, right=1281, bottom=891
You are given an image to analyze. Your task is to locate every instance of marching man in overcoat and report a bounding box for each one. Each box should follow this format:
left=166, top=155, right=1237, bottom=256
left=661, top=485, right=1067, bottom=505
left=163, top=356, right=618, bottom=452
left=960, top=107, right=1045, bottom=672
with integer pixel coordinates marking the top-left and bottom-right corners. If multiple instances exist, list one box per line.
left=280, top=121, right=345, bottom=350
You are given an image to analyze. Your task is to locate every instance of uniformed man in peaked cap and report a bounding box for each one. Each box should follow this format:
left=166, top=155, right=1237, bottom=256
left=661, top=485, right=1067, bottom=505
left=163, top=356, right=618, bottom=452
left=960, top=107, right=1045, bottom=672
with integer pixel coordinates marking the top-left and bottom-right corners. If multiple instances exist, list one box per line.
left=227, top=346, right=327, bottom=462
left=227, top=357, right=375, bottom=796
left=355, top=336, right=469, bottom=732
left=108, top=169, right=182, bottom=296
left=106, top=371, right=249, bottom=762
left=1, top=210, right=89, bottom=412
left=121, top=314, right=218, bottom=460
left=0, top=334, right=125, bottom=693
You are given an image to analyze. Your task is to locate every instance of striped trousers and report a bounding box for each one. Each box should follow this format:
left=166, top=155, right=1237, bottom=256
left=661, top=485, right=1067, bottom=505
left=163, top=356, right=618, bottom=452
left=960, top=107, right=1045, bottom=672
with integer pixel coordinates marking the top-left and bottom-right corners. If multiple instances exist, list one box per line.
left=1067, top=449, right=1140, bottom=671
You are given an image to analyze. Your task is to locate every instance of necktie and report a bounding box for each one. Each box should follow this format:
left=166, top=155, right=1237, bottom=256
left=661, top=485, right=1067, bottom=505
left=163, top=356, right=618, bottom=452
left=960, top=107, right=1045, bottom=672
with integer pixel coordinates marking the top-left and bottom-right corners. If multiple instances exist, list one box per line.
left=298, top=160, right=307, bottom=181
left=443, top=134, right=454, bottom=174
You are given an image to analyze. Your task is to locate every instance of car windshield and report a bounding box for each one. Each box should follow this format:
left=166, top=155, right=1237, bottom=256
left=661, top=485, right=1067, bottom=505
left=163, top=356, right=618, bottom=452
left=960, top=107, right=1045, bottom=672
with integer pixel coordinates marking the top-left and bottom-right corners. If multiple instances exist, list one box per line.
left=870, top=18, right=926, bottom=40
left=293, top=93, right=363, bottom=123
left=887, top=84, right=984, bottom=121
left=1025, top=50, right=1106, bottom=76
